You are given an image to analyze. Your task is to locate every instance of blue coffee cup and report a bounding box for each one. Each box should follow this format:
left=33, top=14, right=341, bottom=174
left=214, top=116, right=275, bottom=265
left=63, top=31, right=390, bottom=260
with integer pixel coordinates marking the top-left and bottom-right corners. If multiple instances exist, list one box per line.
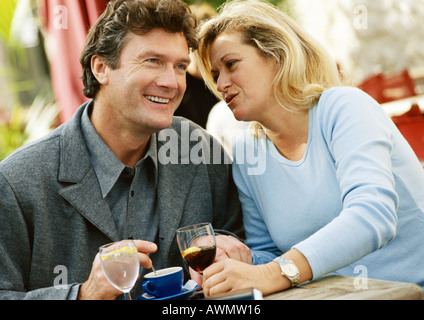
left=141, top=267, right=183, bottom=298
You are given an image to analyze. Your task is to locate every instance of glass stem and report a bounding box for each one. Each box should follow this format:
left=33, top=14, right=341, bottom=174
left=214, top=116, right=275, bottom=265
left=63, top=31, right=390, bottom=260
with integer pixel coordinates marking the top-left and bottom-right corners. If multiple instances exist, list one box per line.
left=200, top=273, right=205, bottom=288
left=124, top=291, right=132, bottom=300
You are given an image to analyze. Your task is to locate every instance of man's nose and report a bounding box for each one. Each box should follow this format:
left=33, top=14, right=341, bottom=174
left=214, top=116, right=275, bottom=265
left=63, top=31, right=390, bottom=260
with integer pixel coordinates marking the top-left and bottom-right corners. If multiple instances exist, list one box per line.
left=156, top=65, right=179, bottom=89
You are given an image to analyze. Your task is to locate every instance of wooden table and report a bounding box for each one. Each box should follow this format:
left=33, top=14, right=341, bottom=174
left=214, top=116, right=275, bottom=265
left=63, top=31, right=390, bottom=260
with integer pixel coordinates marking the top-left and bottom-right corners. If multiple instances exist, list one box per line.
left=264, top=275, right=423, bottom=300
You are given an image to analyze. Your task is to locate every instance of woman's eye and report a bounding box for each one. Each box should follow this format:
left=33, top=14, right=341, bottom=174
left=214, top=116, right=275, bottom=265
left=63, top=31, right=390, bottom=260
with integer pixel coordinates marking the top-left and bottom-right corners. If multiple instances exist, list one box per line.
left=226, top=60, right=237, bottom=68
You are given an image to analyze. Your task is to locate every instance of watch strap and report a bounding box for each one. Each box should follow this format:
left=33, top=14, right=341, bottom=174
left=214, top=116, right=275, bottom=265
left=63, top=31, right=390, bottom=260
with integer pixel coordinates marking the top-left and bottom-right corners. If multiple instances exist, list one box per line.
left=273, top=256, right=300, bottom=287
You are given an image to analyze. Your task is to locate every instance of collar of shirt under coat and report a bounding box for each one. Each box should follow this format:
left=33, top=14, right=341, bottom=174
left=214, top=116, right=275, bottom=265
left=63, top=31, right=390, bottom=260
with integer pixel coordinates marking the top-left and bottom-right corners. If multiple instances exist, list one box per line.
left=81, top=101, right=158, bottom=199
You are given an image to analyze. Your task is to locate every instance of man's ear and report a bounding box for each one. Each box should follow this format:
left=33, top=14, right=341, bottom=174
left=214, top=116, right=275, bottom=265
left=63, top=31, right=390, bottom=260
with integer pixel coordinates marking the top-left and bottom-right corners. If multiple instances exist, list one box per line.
left=91, top=55, right=109, bottom=85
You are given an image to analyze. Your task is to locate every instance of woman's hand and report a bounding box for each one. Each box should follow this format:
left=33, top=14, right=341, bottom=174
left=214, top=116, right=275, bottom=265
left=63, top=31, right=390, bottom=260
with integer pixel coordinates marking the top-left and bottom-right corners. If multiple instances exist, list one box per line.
left=202, top=258, right=289, bottom=297
left=190, top=235, right=252, bottom=288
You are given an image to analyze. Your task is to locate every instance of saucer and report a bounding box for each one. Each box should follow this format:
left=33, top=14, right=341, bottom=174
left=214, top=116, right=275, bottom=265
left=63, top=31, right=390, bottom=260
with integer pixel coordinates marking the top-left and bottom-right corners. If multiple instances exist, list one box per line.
left=136, top=283, right=200, bottom=300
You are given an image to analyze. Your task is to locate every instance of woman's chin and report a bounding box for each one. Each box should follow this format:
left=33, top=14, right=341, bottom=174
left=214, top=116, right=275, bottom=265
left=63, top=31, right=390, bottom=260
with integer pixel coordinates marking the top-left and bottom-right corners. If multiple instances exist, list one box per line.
left=231, top=107, right=244, bottom=121
left=233, top=110, right=249, bottom=123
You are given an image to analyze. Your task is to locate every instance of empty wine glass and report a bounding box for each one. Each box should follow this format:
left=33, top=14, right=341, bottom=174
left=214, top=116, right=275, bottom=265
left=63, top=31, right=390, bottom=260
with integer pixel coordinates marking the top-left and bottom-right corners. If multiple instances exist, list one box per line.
left=99, top=240, right=139, bottom=300
left=176, top=222, right=216, bottom=282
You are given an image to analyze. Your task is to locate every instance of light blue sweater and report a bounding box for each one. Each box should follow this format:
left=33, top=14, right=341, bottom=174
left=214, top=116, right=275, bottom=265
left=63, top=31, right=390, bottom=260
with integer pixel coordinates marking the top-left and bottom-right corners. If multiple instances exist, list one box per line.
left=233, top=87, right=424, bottom=289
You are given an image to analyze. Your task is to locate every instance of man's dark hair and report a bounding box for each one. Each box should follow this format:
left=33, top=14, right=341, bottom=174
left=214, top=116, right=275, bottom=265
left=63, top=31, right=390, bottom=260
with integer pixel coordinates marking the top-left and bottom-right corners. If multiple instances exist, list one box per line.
left=80, top=0, right=198, bottom=98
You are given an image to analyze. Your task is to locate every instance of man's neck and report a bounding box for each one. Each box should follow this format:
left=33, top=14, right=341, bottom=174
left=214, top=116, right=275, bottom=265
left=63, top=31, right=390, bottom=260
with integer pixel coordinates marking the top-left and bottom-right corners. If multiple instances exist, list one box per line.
left=89, top=101, right=151, bottom=168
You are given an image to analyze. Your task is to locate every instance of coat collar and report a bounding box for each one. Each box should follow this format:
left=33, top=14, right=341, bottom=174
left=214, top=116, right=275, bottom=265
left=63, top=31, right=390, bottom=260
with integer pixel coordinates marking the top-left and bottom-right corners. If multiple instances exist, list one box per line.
left=58, top=102, right=119, bottom=241
left=58, top=102, right=93, bottom=184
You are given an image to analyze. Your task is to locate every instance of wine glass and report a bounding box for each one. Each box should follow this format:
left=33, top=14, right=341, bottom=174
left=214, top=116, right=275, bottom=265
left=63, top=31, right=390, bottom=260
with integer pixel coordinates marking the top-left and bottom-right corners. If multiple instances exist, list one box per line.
left=176, top=222, right=216, bottom=282
left=99, top=240, right=139, bottom=300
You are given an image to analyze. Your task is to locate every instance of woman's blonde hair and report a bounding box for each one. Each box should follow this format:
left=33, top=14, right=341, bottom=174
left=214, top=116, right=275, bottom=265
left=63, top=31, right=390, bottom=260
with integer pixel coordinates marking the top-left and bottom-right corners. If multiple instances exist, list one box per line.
left=197, top=0, right=342, bottom=112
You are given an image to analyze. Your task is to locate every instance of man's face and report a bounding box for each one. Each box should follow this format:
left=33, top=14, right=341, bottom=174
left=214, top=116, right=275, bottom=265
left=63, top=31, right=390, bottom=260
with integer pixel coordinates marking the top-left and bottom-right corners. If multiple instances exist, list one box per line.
left=98, top=29, right=191, bottom=135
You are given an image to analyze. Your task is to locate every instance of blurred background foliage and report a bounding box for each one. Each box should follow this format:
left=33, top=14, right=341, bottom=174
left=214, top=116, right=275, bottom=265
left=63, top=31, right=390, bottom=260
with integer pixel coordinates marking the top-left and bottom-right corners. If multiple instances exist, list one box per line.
left=0, top=0, right=57, bottom=160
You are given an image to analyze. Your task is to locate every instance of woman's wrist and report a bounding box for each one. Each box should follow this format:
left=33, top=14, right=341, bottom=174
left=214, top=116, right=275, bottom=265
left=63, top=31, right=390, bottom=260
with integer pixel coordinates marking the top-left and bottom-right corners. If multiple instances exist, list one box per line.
left=259, top=249, right=313, bottom=296
left=260, top=262, right=292, bottom=295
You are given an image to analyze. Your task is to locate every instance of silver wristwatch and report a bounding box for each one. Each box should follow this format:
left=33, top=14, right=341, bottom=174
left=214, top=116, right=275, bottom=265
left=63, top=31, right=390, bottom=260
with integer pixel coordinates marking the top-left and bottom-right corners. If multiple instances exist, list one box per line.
left=273, top=256, right=300, bottom=287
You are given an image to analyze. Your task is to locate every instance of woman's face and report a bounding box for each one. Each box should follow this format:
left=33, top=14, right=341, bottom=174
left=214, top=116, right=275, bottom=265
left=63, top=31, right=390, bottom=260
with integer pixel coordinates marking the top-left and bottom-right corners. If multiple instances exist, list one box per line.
left=209, top=31, right=279, bottom=122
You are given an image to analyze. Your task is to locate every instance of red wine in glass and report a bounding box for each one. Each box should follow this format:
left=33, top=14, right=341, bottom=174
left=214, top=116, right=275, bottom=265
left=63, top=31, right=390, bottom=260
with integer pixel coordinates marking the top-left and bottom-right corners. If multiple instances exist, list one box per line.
left=176, top=222, right=216, bottom=275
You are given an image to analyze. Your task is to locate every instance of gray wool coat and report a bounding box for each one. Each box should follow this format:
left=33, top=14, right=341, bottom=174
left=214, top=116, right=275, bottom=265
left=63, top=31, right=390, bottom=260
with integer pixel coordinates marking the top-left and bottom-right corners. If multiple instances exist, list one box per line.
left=0, top=102, right=243, bottom=300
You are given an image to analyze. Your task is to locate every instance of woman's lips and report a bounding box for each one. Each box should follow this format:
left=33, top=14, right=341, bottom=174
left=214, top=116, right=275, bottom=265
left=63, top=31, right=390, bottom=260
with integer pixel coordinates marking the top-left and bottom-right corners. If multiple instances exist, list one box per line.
left=225, top=93, right=238, bottom=105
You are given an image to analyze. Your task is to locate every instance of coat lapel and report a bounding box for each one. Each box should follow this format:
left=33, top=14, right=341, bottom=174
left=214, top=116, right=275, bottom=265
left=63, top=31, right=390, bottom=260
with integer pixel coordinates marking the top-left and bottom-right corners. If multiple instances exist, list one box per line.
left=57, top=103, right=119, bottom=242
left=155, top=163, right=198, bottom=268
left=59, top=169, right=119, bottom=242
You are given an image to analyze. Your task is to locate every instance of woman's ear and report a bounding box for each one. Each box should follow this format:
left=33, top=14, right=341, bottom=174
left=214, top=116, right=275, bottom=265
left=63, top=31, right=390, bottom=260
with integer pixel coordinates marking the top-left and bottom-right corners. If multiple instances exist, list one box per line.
left=91, top=55, right=109, bottom=85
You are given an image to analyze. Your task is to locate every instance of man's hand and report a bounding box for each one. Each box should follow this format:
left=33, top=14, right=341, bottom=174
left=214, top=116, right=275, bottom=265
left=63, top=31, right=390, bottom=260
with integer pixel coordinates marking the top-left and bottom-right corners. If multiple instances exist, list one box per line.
left=78, top=240, right=157, bottom=300
left=215, top=235, right=251, bottom=264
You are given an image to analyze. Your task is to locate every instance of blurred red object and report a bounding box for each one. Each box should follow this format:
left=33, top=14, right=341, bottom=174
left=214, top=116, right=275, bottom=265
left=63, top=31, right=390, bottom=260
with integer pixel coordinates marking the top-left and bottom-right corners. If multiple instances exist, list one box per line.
left=391, top=104, right=424, bottom=163
left=359, top=70, right=417, bottom=104
left=39, top=0, right=109, bottom=124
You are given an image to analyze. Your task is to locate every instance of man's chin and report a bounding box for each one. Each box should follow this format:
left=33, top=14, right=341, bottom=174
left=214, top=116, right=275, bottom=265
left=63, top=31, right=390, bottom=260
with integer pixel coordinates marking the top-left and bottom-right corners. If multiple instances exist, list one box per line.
left=150, top=116, right=175, bottom=132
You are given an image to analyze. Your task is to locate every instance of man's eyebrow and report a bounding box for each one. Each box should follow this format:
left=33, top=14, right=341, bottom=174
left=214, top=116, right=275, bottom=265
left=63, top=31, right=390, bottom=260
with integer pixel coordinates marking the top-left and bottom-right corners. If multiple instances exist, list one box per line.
left=136, top=49, right=191, bottom=64
left=180, top=56, right=192, bottom=65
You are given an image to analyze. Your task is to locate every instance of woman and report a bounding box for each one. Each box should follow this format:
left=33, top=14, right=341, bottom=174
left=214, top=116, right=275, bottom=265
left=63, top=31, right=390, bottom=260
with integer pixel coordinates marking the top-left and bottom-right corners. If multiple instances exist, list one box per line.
left=196, top=0, right=424, bottom=296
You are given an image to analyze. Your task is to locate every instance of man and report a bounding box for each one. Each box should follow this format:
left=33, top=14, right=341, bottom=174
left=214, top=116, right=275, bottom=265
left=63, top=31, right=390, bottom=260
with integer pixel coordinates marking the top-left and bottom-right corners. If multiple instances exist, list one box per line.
left=0, top=0, right=247, bottom=300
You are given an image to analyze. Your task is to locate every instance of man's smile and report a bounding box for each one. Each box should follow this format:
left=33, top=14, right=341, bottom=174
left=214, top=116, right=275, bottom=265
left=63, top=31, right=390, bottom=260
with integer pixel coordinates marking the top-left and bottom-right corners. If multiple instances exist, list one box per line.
left=145, top=95, right=171, bottom=104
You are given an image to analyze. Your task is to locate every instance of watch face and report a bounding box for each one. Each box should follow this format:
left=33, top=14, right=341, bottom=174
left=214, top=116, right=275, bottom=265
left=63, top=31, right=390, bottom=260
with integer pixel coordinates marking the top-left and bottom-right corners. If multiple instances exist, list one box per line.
left=282, top=263, right=298, bottom=277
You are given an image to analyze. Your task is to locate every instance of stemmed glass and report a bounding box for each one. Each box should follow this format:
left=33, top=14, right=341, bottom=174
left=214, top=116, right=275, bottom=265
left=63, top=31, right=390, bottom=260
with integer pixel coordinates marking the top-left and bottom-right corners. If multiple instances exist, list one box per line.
left=99, top=239, right=139, bottom=300
left=176, top=222, right=216, bottom=282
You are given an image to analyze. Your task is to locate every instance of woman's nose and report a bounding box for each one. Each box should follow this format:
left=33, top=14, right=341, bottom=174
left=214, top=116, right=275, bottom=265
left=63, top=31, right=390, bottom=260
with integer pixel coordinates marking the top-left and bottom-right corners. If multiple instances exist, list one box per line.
left=216, top=73, right=231, bottom=93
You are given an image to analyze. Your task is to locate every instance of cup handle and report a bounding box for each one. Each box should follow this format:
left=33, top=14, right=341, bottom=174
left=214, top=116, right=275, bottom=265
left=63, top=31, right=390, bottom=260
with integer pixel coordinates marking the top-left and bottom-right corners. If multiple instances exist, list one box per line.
left=142, top=281, right=158, bottom=296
